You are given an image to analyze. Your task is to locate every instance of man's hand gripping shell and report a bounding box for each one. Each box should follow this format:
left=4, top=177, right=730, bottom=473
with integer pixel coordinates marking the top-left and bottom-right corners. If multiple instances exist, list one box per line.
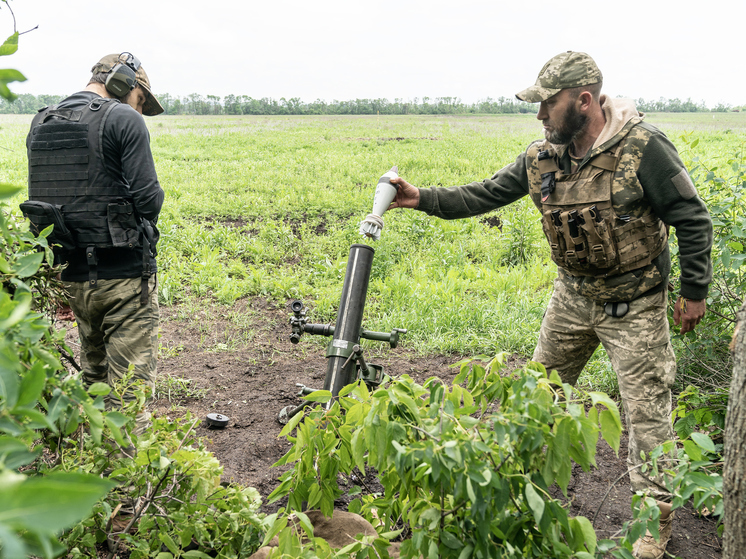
left=388, top=177, right=420, bottom=209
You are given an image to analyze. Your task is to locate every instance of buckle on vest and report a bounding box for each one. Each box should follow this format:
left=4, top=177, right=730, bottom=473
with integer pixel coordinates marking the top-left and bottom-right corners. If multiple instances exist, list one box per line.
left=541, top=172, right=556, bottom=202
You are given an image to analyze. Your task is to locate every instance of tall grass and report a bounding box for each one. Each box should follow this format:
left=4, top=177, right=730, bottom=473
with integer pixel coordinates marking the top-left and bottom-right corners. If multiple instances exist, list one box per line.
left=3, top=112, right=745, bottom=388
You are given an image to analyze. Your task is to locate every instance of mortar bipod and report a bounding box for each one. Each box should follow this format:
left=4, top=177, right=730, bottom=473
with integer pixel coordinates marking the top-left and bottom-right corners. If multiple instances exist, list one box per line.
left=276, top=342, right=390, bottom=425
left=279, top=298, right=406, bottom=424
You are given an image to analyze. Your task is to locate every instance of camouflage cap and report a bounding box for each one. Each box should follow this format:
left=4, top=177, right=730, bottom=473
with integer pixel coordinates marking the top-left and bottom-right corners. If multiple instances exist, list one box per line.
left=91, top=53, right=164, bottom=116
left=515, top=51, right=602, bottom=103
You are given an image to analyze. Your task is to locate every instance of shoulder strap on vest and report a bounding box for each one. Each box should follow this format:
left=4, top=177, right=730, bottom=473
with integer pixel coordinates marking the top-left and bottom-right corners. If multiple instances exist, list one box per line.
left=590, top=153, right=617, bottom=171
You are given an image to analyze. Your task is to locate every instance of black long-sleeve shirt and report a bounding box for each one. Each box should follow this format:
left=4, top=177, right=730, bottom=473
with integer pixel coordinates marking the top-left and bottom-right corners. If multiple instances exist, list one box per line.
left=36, top=91, right=164, bottom=281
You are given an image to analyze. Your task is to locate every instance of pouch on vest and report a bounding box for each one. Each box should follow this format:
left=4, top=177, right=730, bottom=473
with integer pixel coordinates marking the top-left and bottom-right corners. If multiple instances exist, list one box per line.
left=541, top=209, right=566, bottom=262
left=107, top=200, right=141, bottom=248
left=578, top=206, right=617, bottom=269
left=19, top=200, right=76, bottom=251
left=560, top=209, right=589, bottom=267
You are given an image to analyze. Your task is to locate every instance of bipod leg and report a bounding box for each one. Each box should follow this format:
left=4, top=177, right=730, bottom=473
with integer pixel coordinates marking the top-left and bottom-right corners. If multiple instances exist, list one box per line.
left=277, top=384, right=319, bottom=425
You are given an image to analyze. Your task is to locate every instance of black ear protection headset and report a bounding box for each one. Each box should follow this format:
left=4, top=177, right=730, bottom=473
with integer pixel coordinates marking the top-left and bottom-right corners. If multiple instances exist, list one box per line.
left=105, top=52, right=142, bottom=98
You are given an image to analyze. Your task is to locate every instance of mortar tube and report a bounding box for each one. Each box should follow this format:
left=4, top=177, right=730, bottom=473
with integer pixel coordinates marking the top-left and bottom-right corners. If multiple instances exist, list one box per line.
left=324, top=244, right=374, bottom=400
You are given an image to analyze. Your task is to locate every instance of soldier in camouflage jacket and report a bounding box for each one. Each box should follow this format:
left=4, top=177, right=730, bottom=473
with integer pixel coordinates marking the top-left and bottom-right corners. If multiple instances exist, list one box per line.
left=389, top=51, right=713, bottom=559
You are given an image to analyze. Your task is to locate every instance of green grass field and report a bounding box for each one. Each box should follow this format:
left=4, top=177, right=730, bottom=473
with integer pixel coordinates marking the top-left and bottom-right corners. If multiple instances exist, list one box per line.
left=3, top=111, right=745, bottom=392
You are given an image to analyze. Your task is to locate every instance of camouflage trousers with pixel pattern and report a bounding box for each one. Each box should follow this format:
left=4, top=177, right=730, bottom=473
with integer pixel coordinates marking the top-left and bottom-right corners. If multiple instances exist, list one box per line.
left=532, top=278, right=675, bottom=499
left=65, top=276, right=159, bottom=435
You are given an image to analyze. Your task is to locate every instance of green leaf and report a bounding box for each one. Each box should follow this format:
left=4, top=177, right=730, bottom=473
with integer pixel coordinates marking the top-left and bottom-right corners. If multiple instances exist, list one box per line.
left=15, top=362, right=46, bottom=409
left=0, top=68, right=25, bottom=82
left=0, top=182, right=23, bottom=199
left=0, top=437, right=40, bottom=469
left=0, top=472, right=115, bottom=531
left=82, top=400, right=103, bottom=429
left=104, top=411, right=130, bottom=428
left=294, top=511, right=314, bottom=540
left=590, top=392, right=621, bottom=426
left=159, top=532, right=179, bottom=555
left=337, top=541, right=363, bottom=555
left=338, top=382, right=356, bottom=397
left=13, top=407, right=55, bottom=430
left=0, top=366, right=21, bottom=409
left=379, top=529, right=404, bottom=540
left=183, top=551, right=212, bottom=559
left=183, top=551, right=213, bottom=558
left=279, top=407, right=304, bottom=437
left=261, top=514, right=288, bottom=548
left=457, top=544, right=474, bottom=559
left=303, top=390, right=332, bottom=403
left=87, top=382, right=112, bottom=396
left=0, top=294, right=32, bottom=331
left=0, top=32, right=19, bottom=56
left=674, top=414, right=696, bottom=440
left=570, top=516, right=597, bottom=553
left=682, top=439, right=703, bottom=461
left=599, top=409, right=621, bottom=453
left=0, top=524, right=26, bottom=559
left=420, top=507, right=440, bottom=530
left=104, top=416, right=127, bottom=446
left=524, top=484, right=544, bottom=524
left=351, top=429, right=366, bottom=474
left=440, top=530, right=461, bottom=549
left=13, top=252, right=44, bottom=279
left=690, top=432, right=716, bottom=453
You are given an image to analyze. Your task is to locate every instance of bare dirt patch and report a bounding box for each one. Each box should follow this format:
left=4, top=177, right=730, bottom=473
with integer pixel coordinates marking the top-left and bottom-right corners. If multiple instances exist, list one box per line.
left=62, top=296, right=723, bottom=558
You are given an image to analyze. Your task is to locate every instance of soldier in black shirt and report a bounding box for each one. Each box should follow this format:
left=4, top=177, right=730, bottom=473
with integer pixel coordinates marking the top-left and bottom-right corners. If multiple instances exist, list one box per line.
left=24, top=53, right=165, bottom=436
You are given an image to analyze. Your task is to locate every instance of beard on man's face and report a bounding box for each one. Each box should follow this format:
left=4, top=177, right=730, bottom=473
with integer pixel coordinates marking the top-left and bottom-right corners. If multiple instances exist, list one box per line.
left=545, top=102, right=589, bottom=145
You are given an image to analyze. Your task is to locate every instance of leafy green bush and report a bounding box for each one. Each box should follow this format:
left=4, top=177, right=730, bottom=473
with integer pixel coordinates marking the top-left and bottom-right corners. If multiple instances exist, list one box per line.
left=58, top=410, right=265, bottom=559
left=1, top=183, right=116, bottom=557
left=671, top=137, right=744, bottom=389
left=615, top=431, right=724, bottom=555
left=267, top=356, right=625, bottom=558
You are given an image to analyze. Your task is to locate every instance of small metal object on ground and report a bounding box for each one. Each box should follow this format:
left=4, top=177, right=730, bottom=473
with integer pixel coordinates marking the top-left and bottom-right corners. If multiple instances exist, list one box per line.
left=205, top=413, right=229, bottom=429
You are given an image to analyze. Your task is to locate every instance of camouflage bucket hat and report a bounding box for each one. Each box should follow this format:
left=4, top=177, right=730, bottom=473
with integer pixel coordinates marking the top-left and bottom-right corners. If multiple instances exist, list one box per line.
left=92, top=53, right=164, bottom=116
left=516, top=51, right=602, bottom=103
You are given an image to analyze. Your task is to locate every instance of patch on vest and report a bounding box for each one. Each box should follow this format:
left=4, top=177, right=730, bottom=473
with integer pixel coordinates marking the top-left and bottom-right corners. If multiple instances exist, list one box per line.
left=671, top=168, right=697, bottom=200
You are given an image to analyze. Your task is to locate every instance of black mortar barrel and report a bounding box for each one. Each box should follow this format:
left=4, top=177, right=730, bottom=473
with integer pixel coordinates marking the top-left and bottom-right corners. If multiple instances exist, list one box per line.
left=324, top=244, right=375, bottom=398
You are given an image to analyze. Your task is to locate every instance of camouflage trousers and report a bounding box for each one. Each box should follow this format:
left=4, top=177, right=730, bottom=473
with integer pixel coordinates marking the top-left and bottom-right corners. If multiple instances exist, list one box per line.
left=532, top=278, right=676, bottom=499
left=65, top=276, right=159, bottom=433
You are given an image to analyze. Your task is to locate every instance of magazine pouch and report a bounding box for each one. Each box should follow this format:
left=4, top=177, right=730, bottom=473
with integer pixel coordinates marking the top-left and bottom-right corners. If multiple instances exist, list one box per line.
left=19, top=200, right=76, bottom=251
left=107, top=200, right=141, bottom=248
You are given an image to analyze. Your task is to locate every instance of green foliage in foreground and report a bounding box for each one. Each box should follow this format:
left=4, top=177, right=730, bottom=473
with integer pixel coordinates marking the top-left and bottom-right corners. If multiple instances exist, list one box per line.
left=0, top=22, right=26, bottom=102
left=0, top=183, right=114, bottom=557
left=1, top=179, right=263, bottom=558
left=267, top=357, right=625, bottom=558
left=59, top=410, right=265, bottom=559
left=669, top=137, right=745, bottom=390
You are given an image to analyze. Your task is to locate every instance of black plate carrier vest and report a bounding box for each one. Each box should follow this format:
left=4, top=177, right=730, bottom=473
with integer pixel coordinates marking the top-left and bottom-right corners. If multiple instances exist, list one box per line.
left=24, top=97, right=155, bottom=302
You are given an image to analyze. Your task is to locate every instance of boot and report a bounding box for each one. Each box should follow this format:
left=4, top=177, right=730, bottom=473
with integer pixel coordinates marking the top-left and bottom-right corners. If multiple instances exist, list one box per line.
left=633, top=501, right=674, bottom=559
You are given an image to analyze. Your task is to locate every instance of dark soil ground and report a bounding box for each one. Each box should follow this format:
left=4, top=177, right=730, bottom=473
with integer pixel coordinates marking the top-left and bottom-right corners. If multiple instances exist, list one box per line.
left=63, top=296, right=723, bottom=558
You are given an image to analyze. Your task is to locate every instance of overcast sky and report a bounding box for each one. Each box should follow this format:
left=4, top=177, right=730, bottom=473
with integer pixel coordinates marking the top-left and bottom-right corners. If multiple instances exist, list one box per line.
left=4, top=0, right=744, bottom=108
